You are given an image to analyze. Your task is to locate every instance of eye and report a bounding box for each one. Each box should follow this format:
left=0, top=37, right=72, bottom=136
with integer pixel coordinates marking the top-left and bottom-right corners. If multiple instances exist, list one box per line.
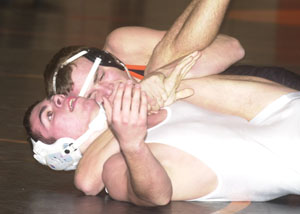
left=99, top=71, right=105, bottom=81
left=86, top=93, right=92, bottom=99
left=47, top=111, right=53, bottom=121
left=87, top=91, right=97, bottom=99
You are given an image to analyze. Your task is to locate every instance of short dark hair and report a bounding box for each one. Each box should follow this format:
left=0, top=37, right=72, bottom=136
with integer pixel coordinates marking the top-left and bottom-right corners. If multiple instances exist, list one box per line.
left=44, top=45, right=89, bottom=98
left=23, top=101, right=56, bottom=145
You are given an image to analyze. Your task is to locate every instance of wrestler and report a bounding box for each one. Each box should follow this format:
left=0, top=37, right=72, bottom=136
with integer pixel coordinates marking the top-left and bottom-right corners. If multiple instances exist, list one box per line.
left=43, top=0, right=300, bottom=108
left=24, top=72, right=300, bottom=206
left=43, top=0, right=244, bottom=105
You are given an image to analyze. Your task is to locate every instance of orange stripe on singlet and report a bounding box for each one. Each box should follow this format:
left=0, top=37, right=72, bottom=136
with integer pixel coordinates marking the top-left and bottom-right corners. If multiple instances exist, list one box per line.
left=126, top=64, right=146, bottom=80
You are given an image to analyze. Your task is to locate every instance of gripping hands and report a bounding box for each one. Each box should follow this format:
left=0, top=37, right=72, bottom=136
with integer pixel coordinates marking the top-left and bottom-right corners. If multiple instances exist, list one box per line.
left=103, top=81, right=148, bottom=151
left=103, top=52, right=200, bottom=149
left=141, top=51, right=201, bottom=111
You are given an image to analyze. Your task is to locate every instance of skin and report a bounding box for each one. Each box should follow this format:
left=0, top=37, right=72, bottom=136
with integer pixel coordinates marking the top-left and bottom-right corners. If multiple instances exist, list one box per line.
left=74, top=74, right=297, bottom=206
left=30, top=95, right=99, bottom=141
left=30, top=65, right=297, bottom=206
left=65, top=0, right=240, bottom=110
left=101, top=81, right=218, bottom=206
left=34, top=0, right=248, bottom=205
left=145, top=0, right=231, bottom=73
left=70, top=57, right=129, bottom=98
left=30, top=53, right=199, bottom=147
left=34, top=0, right=300, bottom=206
left=69, top=33, right=244, bottom=101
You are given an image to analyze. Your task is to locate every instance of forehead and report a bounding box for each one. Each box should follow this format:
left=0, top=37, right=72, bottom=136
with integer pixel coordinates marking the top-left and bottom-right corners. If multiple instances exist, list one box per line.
left=30, top=99, right=50, bottom=135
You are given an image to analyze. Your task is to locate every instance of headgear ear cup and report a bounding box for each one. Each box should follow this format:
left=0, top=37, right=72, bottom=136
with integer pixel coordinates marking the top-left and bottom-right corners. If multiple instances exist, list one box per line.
left=31, top=104, right=107, bottom=171
left=32, top=137, right=78, bottom=170
left=45, top=138, right=79, bottom=170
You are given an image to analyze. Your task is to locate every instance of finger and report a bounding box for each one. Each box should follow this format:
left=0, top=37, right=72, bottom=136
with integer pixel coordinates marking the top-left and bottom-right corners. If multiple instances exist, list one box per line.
left=113, top=82, right=124, bottom=117
left=176, top=53, right=195, bottom=79
left=180, top=51, right=202, bottom=79
left=122, top=81, right=133, bottom=117
left=151, top=103, right=160, bottom=112
left=164, top=55, right=193, bottom=92
left=159, top=87, right=168, bottom=102
left=175, top=88, right=194, bottom=100
left=110, top=82, right=120, bottom=103
left=131, top=84, right=141, bottom=117
left=103, top=97, right=112, bottom=124
left=140, top=91, right=148, bottom=121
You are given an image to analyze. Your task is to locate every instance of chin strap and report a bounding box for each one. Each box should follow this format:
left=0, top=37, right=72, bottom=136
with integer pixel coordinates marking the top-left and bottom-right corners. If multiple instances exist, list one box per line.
left=32, top=104, right=107, bottom=171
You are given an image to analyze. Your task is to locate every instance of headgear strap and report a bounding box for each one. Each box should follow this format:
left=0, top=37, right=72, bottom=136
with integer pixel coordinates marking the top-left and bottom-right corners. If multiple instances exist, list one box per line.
left=52, top=49, right=132, bottom=95
left=52, top=50, right=88, bottom=94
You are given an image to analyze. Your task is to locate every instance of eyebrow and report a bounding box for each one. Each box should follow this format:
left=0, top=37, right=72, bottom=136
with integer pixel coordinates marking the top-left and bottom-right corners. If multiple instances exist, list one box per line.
left=39, top=105, right=47, bottom=128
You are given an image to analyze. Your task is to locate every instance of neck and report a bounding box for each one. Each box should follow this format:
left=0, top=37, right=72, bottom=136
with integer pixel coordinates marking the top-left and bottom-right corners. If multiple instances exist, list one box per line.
left=79, top=128, right=110, bottom=154
left=80, top=108, right=167, bottom=154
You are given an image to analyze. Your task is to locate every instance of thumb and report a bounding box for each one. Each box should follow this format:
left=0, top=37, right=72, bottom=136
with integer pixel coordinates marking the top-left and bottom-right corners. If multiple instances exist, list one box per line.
left=175, top=88, right=194, bottom=100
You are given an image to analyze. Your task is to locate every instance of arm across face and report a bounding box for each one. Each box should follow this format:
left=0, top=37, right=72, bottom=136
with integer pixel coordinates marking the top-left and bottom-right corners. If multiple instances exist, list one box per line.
left=140, top=51, right=200, bottom=111
left=100, top=81, right=172, bottom=206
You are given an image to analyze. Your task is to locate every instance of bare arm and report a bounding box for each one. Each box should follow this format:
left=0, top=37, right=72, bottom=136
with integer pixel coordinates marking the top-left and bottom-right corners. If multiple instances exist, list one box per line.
left=179, top=75, right=297, bottom=120
left=103, top=81, right=172, bottom=206
left=145, top=0, right=231, bottom=74
left=74, top=129, right=119, bottom=196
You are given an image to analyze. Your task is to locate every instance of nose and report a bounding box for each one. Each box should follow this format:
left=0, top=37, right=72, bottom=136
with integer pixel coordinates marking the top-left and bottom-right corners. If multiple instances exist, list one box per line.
left=52, top=94, right=65, bottom=108
left=101, top=83, right=114, bottom=96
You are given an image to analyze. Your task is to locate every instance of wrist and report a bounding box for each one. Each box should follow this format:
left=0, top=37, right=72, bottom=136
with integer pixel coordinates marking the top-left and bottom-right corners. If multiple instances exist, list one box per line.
left=119, top=139, right=147, bottom=156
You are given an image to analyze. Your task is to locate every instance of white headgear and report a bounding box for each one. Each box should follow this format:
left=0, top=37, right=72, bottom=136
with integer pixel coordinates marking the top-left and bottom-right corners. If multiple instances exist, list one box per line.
left=31, top=104, right=107, bottom=171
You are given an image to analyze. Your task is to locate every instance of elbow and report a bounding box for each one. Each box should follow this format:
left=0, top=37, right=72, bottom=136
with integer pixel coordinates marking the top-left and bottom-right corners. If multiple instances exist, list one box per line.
left=152, top=185, right=173, bottom=206
left=74, top=173, right=102, bottom=196
left=140, top=187, right=173, bottom=207
left=156, top=186, right=172, bottom=206
left=154, top=194, right=172, bottom=206
left=145, top=193, right=172, bottom=207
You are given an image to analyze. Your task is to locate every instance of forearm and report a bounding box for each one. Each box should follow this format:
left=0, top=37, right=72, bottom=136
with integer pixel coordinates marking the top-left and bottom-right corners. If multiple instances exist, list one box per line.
left=146, top=0, right=230, bottom=73
left=74, top=130, right=119, bottom=195
left=121, top=142, right=172, bottom=206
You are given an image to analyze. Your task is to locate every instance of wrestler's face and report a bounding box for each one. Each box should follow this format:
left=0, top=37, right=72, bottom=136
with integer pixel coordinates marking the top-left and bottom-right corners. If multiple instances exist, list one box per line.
left=30, top=95, right=100, bottom=141
left=70, top=57, right=129, bottom=101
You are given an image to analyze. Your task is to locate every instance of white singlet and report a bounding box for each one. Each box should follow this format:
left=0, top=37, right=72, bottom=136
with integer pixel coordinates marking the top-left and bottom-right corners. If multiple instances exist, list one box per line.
left=145, top=92, right=300, bottom=201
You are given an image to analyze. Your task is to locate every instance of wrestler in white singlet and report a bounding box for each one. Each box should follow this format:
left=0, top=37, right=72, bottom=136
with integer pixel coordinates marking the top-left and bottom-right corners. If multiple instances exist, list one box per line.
left=145, top=92, right=300, bottom=201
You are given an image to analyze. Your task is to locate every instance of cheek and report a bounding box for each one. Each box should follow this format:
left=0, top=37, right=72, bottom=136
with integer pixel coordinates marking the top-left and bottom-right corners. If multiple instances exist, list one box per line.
left=53, top=114, right=89, bottom=139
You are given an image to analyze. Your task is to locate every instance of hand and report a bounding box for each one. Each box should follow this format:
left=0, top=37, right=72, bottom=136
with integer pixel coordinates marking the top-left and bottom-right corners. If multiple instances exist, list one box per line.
left=141, top=51, right=201, bottom=111
left=163, top=51, right=201, bottom=106
left=140, top=72, right=167, bottom=112
left=103, top=81, right=148, bottom=152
